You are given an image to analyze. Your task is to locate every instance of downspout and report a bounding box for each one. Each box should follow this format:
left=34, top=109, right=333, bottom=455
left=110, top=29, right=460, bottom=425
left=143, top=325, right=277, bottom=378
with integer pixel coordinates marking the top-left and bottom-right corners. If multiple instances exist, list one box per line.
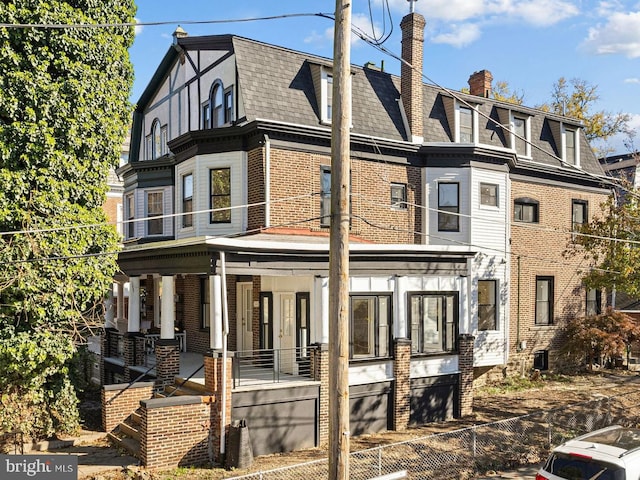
left=220, top=252, right=230, bottom=458
left=516, top=255, right=521, bottom=351
left=264, top=134, right=271, bottom=228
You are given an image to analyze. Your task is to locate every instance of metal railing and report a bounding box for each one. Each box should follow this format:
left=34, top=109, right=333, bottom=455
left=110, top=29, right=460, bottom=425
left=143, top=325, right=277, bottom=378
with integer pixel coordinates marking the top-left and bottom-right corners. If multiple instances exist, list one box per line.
left=226, top=389, right=640, bottom=479
left=232, top=346, right=315, bottom=388
left=144, top=332, right=187, bottom=354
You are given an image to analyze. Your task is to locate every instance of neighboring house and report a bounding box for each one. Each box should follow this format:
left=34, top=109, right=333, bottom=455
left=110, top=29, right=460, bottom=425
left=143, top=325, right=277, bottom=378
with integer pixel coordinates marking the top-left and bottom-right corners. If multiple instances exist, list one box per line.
left=101, top=11, right=609, bottom=467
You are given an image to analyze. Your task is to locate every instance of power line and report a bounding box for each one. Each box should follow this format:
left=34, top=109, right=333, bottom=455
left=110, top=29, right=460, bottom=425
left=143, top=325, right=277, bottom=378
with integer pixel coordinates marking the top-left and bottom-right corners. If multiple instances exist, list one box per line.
left=0, top=12, right=333, bottom=29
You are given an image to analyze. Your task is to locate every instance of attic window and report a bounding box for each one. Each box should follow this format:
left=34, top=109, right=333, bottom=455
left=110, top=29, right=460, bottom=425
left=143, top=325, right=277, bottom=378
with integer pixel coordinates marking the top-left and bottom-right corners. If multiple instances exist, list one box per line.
left=455, top=102, right=477, bottom=143
left=564, top=126, right=579, bottom=166
left=322, top=71, right=333, bottom=123
left=145, top=119, right=168, bottom=160
left=511, top=114, right=530, bottom=157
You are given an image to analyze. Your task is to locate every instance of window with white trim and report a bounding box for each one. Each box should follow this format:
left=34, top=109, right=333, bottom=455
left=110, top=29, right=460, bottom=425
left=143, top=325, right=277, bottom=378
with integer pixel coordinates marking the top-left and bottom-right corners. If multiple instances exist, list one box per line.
left=322, top=71, right=333, bottom=123
left=480, top=183, right=498, bottom=207
left=210, top=167, right=231, bottom=223
left=459, top=105, right=473, bottom=143
left=145, top=119, right=168, bottom=160
left=563, top=126, right=579, bottom=165
left=320, top=166, right=331, bottom=227
left=478, top=280, right=497, bottom=331
left=146, top=191, right=164, bottom=236
left=349, top=295, right=391, bottom=359
left=438, top=182, right=459, bottom=231
left=409, top=292, right=458, bottom=354
left=182, top=173, right=193, bottom=228
left=511, top=114, right=530, bottom=156
left=125, top=194, right=135, bottom=239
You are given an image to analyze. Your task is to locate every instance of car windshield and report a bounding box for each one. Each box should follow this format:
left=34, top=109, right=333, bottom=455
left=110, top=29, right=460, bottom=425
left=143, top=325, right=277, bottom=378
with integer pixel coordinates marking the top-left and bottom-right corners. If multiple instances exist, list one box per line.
left=545, top=453, right=625, bottom=480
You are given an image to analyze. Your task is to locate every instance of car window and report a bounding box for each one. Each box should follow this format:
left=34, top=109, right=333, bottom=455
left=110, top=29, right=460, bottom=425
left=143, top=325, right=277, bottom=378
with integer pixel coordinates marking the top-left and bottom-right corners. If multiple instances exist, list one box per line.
left=545, top=453, right=625, bottom=480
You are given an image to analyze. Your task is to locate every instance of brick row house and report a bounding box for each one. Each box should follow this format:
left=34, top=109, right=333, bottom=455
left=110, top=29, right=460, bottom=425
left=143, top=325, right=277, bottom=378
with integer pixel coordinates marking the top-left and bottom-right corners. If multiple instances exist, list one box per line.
left=101, top=10, right=610, bottom=467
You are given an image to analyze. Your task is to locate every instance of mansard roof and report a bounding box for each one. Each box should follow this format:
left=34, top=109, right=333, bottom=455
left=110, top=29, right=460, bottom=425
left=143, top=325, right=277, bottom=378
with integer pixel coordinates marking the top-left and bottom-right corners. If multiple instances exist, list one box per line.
left=134, top=33, right=606, bottom=183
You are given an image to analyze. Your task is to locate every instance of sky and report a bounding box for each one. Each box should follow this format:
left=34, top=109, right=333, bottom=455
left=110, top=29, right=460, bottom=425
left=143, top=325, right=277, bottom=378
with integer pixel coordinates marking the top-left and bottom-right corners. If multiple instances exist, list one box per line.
left=129, top=0, right=640, bottom=155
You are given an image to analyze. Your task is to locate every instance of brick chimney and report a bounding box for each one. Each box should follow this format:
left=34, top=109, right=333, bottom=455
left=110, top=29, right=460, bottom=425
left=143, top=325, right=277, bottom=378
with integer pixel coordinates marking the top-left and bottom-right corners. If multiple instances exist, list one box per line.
left=468, top=70, right=493, bottom=98
left=400, top=11, right=426, bottom=143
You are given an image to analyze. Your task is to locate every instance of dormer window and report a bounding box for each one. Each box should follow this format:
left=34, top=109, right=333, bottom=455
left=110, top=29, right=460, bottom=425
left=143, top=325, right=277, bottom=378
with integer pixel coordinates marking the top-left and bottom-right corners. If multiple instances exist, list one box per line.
left=202, top=80, right=233, bottom=129
left=212, top=83, right=224, bottom=128
left=452, top=101, right=478, bottom=143
left=145, top=119, right=168, bottom=160
left=322, top=70, right=333, bottom=123
left=511, top=114, right=531, bottom=157
left=564, top=126, right=579, bottom=166
left=459, top=106, right=473, bottom=142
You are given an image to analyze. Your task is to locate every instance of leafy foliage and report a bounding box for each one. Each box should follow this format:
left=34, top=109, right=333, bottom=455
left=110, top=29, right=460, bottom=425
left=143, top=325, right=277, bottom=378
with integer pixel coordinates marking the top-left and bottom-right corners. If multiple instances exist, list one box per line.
left=566, top=187, right=640, bottom=298
left=0, top=0, right=135, bottom=438
left=563, top=308, right=640, bottom=368
left=537, top=77, right=630, bottom=148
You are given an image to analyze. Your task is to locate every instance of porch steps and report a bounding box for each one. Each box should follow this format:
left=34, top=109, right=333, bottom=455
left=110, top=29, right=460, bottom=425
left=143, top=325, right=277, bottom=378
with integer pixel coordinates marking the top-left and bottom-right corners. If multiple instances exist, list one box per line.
left=107, top=408, right=143, bottom=459
left=158, top=378, right=211, bottom=398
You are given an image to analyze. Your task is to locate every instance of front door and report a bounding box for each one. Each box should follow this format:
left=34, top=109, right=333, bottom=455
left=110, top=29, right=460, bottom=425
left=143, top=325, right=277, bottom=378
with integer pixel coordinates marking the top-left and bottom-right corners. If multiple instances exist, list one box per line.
left=237, top=282, right=253, bottom=352
left=278, top=293, right=296, bottom=374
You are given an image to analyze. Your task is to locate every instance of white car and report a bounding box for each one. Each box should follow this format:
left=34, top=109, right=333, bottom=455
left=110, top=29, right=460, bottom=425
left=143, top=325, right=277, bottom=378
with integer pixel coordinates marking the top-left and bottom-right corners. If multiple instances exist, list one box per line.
left=537, top=425, right=640, bottom=480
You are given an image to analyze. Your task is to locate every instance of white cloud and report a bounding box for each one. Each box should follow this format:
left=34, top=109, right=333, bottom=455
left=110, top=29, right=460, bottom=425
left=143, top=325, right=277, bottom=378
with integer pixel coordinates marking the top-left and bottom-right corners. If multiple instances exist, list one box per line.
left=385, top=0, right=578, bottom=25
left=431, top=23, right=482, bottom=48
left=625, top=78, right=640, bottom=84
left=304, top=13, right=383, bottom=48
left=581, top=11, right=640, bottom=58
left=134, top=17, right=143, bottom=36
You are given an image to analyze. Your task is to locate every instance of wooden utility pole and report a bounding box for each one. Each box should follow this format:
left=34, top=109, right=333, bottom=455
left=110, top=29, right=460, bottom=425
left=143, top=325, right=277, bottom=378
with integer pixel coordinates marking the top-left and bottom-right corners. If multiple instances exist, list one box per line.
left=329, top=0, right=351, bottom=479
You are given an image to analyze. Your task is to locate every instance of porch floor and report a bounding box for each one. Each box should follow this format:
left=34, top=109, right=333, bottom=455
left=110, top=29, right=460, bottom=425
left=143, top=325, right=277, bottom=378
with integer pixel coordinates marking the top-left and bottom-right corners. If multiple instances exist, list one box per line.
left=111, top=352, right=318, bottom=391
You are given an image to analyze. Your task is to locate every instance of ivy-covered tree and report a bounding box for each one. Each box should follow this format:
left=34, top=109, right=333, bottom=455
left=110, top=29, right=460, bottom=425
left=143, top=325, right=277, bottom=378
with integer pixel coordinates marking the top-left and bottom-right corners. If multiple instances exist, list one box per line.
left=0, top=0, right=135, bottom=440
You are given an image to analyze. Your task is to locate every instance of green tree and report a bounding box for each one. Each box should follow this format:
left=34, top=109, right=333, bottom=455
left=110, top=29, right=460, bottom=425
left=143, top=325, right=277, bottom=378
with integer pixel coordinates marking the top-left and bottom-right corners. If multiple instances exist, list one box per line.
left=0, top=0, right=135, bottom=440
left=538, top=77, right=630, bottom=145
left=566, top=184, right=640, bottom=298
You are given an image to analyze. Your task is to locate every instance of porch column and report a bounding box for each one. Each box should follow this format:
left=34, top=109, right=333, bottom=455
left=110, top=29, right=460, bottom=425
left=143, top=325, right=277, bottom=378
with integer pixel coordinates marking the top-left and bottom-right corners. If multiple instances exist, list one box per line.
left=311, top=343, right=329, bottom=445
left=315, top=276, right=330, bottom=344
left=458, top=334, right=475, bottom=417
left=393, top=338, right=411, bottom=431
left=104, top=285, right=116, bottom=329
left=204, top=351, right=232, bottom=462
left=124, top=276, right=144, bottom=382
left=116, top=281, right=125, bottom=331
left=127, top=276, right=141, bottom=333
left=209, top=275, right=223, bottom=350
left=160, top=275, right=175, bottom=340
left=156, top=275, right=179, bottom=391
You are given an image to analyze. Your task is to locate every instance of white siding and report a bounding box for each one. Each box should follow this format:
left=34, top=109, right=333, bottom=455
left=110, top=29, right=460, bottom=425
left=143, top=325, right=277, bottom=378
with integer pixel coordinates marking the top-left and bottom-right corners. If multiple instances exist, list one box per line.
left=423, top=168, right=471, bottom=247
left=410, top=356, right=459, bottom=378
left=175, top=151, right=247, bottom=239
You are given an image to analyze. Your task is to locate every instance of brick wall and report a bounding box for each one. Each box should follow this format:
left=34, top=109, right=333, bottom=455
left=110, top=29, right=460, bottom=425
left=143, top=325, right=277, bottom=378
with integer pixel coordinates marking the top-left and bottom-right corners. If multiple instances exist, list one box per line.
left=140, top=396, right=213, bottom=469
left=311, top=344, right=329, bottom=445
left=393, top=339, right=411, bottom=430
left=203, top=353, right=233, bottom=461
left=155, top=340, right=180, bottom=391
left=267, top=147, right=422, bottom=243
left=509, top=180, right=609, bottom=372
left=180, top=275, right=210, bottom=354
left=123, top=333, right=145, bottom=382
left=458, top=334, right=475, bottom=417
left=101, top=381, right=154, bottom=433
left=247, top=147, right=265, bottom=232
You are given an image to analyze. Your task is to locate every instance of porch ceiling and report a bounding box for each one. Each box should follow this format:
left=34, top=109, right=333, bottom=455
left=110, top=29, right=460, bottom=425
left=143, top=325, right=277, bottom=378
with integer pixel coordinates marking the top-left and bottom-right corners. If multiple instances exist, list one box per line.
left=117, top=235, right=475, bottom=277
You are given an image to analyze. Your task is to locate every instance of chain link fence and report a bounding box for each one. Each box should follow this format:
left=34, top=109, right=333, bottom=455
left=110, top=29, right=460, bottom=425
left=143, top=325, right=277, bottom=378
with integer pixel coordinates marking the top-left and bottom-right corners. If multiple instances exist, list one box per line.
left=226, top=389, right=640, bottom=480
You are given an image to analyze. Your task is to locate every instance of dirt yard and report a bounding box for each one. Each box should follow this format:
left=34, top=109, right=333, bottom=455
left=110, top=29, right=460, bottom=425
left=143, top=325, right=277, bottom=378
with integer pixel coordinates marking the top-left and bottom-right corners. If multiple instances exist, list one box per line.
left=72, top=370, right=640, bottom=479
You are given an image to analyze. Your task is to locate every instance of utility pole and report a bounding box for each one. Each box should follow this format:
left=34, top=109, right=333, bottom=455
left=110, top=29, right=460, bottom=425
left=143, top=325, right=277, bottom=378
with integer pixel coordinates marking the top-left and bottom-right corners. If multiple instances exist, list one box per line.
left=329, top=0, right=351, bottom=479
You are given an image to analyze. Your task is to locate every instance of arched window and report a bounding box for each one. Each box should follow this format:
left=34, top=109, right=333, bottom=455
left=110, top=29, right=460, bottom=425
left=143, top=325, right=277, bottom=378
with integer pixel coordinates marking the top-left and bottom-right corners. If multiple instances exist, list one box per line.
left=211, top=82, right=224, bottom=128
left=145, top=118, right=167, bottom=159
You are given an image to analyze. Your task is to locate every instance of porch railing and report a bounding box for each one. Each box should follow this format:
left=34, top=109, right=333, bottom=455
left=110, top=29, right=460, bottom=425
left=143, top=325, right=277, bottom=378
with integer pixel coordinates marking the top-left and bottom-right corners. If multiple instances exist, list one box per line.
left=144, top=332, right=187, bottom=354
left=232, top=346, right=316, bottom=388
